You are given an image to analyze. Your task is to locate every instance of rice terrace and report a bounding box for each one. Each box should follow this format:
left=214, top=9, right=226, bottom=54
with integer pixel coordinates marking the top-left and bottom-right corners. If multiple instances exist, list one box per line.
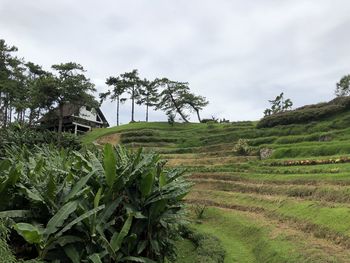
left=82, top=98, right=350, bottom=263
left=2, top=1, right=350, bottom=262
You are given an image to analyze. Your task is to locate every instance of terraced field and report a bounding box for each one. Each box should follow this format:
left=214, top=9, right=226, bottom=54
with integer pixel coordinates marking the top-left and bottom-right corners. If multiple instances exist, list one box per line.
left=82, top=113, right=350, bottom=262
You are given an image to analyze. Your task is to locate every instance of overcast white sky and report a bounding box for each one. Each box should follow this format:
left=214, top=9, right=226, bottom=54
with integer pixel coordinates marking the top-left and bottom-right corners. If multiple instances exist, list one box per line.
left=1, top=0, right=350, bottom=125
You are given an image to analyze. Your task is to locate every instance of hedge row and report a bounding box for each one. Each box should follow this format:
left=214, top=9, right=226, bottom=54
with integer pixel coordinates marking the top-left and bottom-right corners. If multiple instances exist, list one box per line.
left=0, top=125, right=81, bottom=157
left=257, top=96, right=350, bottom=128
left=121, top=135, right=179, bottom=144
left=271, top=143, right=350, bottom=158
left=269, top=156, right=350, bottom=166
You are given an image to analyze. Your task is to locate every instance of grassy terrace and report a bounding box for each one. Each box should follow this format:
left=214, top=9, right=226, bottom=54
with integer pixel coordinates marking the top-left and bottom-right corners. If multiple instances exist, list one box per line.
left=82, top=111, right=350, bottom=262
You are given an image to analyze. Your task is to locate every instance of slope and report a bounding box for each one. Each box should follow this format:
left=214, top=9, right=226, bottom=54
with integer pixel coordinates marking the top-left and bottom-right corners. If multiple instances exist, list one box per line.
left=82, top=110, right=350, bottom=262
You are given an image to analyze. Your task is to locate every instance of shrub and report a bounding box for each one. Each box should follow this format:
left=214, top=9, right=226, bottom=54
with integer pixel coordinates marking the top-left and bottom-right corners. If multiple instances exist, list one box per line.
left=194, top=205, right=207, bottom=220
left=0, top=144, right=191, bottom=262
left=201, top=117, right=218, bottom=124
left=121, top=136, right=178, bottom=144
left=269, top=156, right=350, bottom=166
left=0, top=237, right=17, bottom=263
left=233, top=139, right=251, bottom=156
left=257, top=96, right=350, bottom=128
left=168, top=113, right=176, bottom=126
left=271, top=143, right=350, bottom=158
left=121, top=130, right=158, bottom=137
left=0, top=124, right=81, bottom=157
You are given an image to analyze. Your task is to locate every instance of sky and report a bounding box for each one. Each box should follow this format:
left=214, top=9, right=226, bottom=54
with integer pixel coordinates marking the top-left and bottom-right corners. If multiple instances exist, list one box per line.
left=1, top=0, right=350, bottom=126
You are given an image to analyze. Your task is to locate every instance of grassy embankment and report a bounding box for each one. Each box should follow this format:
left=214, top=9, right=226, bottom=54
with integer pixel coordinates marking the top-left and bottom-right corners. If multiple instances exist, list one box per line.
left=82, top=110, right=350, bottom=262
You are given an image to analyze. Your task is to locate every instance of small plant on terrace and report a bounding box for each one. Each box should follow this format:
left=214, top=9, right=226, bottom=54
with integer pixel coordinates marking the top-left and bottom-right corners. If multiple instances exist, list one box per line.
left=167, top=111, right=176, bottom=126
left=194, top=204, right=207, bottom=220
left=233, top=139, right=251, bottom=156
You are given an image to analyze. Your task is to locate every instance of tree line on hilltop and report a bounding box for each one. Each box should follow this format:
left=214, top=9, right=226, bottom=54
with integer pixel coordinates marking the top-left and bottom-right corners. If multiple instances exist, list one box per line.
left=3, top=37, right=350, bottom=132
left=0, top=39, right=209, bottom=132
left=100, top=69, right=209, bottom=126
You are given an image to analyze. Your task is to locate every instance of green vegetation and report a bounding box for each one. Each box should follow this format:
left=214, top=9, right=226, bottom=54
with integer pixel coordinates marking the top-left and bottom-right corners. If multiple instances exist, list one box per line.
left=0, top=39, right=99, bottom=139
left=0, top=124, right=80, bottom=157
left=83, top=107, right=350, bottom=262
left=177, top=226, right=225, bottom=263
left=0, top=144, right=190, bottom=262
left=336, top=75, right=350, bottom=97
left=100, top=71, right=209, bottom=125
left=258, top=96, right=350, bottom=128
left=263, top=92, right=293, bottom=116
left=4, top=36, right=350, bottom=262
left=0, top=38, right=210, bottom=136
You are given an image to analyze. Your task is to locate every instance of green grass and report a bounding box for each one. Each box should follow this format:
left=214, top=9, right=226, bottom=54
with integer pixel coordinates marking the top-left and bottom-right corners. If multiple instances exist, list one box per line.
left=189, top=190, right=350, bottom=237
left=81, top=122, right=209, bottom=145
left=192, top=207, right=306, bottom=263
left=81, top=110, right=350, bottom=262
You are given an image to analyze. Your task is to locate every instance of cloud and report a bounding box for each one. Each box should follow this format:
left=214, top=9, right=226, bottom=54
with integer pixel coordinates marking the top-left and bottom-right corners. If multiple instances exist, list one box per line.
left=1, top=0, right=350, bottom=125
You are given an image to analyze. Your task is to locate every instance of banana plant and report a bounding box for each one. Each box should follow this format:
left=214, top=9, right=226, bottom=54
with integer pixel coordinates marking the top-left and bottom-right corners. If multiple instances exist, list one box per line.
left=1, top=143, right=191, bottom=262
left=14, top=200, right=105, bottom=260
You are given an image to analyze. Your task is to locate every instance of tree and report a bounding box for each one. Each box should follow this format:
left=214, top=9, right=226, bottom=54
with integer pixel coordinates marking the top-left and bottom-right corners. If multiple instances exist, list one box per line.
left=137, top=79, right=159, bottom=122
left=23, top=62, right=48, bottom=125
left=119, top=69, right=143, bottom=122
left=7, top=58, right=26, bottom=124
left=100, top=76, right=126, bottom=126
left=335, top=75, right=350, bottom=97
left=155, top=78, right=190, bottom=122
left=181, top=92, right=209, bottom=122
left=0, top=39, right=21, bottom=127
left=50, top=62, right=97, bottom=143
left=0, top=40, right=53, bottom=127
left=264, top=92, right=293, bottom=116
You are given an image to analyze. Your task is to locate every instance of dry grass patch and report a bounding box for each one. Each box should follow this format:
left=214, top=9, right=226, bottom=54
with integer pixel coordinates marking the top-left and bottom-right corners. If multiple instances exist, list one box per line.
left=95, top=133, right=121, bottom=145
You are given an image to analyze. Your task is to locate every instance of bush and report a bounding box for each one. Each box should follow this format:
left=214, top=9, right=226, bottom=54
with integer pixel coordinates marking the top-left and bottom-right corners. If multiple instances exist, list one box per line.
left=168, top=113, right=176, bottom=126
left=201, top=117, right=218, bottom=124
left=194, top=205, right=207, bottom=220
left=273, top=132, right=333, bottom=144
left=269, top=156, right=350, bottom=166
left=121, top=135, right=178, bottom=144
left=121, top=129, right=158, bottom=137
left=0, top=237, right=17, bottom=263
left=271, top=143, right=350, bottom=158
left=0, top=124, right=81, bottom=157
left=257, top=96, right=350, bottom=128
left=0, top=144, right=191, bottom=262
left=233, top=139, right=251, bottom=155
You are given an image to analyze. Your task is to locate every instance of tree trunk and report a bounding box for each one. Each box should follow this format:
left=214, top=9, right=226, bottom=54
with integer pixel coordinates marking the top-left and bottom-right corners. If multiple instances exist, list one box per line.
left=29, top=109, right=34, bottom=126
left=0, top=92, right=2, bottom=127
left=131, top=86, right=135, bottom=122
left=9, top=105, right=12, bottom=124
left=195, top=109, right=201, bottom=123
left=3, top=95, right=8, bottom=127
left=169, top=93, right=189, bottom=123
left=58, top=104, right=64, bottom=145
left=146, top=96, right=149, bottom=122
left=116, top=95, right=120, bottom=126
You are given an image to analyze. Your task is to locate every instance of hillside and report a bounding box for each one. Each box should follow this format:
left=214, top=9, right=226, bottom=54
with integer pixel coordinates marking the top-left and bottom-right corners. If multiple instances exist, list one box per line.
left=82, top=110, right=350, bottom=263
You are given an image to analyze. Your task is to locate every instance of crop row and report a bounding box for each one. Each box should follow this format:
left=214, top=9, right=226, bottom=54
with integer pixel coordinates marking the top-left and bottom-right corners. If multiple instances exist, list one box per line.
left=269, top=156, right=350, bottom=166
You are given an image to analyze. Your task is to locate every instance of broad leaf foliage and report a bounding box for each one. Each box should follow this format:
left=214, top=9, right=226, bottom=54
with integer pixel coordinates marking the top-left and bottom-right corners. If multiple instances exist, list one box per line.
left=0, top=144, right=191, bottom=262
